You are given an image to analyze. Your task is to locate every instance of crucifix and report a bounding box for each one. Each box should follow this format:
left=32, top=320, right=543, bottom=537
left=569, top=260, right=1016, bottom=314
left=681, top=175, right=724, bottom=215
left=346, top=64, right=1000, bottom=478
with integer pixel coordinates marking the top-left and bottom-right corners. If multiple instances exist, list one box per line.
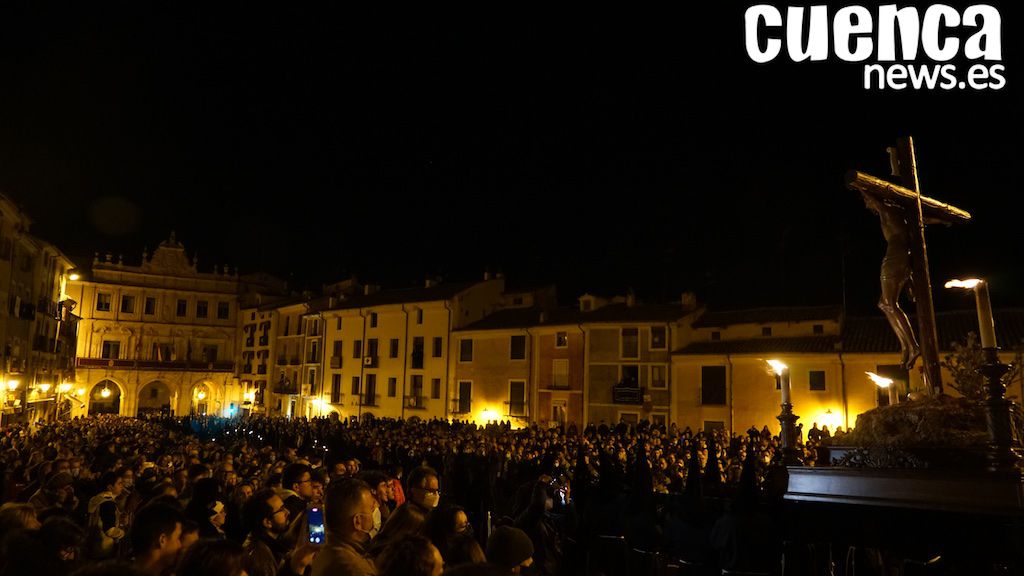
left=845, top=137, right=971, bottom=396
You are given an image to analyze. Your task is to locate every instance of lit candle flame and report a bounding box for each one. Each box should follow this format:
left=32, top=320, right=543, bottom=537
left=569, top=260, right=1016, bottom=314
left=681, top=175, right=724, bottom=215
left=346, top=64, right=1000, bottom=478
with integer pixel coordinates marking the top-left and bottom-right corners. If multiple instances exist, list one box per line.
left=944, top=278, right=982, bottom=290
left=766, top=359, right=787, bottom=375
left=865, top=372, right=893, bottom=388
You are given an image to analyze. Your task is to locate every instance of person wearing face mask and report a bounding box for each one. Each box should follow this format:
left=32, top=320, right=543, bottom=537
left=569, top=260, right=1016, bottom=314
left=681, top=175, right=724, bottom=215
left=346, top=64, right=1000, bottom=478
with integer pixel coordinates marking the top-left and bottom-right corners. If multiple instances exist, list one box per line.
left=311, top=478, right=378, bottom=576
left=401, top=466, right=441, bottom=515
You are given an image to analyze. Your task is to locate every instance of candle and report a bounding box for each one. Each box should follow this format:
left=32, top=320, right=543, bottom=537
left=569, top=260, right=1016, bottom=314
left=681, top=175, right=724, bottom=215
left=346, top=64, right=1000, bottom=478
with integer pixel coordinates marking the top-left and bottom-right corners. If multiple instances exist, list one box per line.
left=781, top=368, right=791, bottom=405
left=975, top=281, right=997, bottom=348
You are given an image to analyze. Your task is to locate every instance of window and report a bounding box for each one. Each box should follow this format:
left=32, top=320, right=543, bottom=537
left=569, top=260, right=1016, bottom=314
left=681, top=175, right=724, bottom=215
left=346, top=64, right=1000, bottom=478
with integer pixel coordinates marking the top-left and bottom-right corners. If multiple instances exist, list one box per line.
left=762, top=326, right=772, bottom=336
left=196, top=300, right=209, bottom=318
left=416, top=309, right=423, bottom=324
left=619, top=412, right=639, bottom=425
left=555, top=332, right=568, bottom=348
left=202, top=345, right=218, bottom=362
left=432, top=337, right=443, bottom=358
left=370, top=312, right=378, bottom=328
left=176, top=299, right=188, bottom=317
left=144, top=297, right=157, bottom=315
left=216, top=302, right=229, bottom=319
left=284, top=317, right=290, bottom=336
left=353, top=340, right=362, bottom=359
left=621, top=328, right=639, bottom=359
left=651, top=413, right=668, bottom=427
left=331, top=375, right=342, bottom=404
left=621, top=365, right=640, bottom=386
left=308, top=369, right=316, bottom=390
left=457, top=381, right=472, bottom=414
left=701, top=366, right=727, bottom=405
left=336, top=317, right=342, bottom=330
left=367, top=338, right=378, bottom=358
left=96, top=293, right=112, bottom=312
left=711, top=331, right=721, bottom=341
left=508, top=381, right=527, bottom=416
left=809, top=370, right=826, bottom=391
left=411, top=376, right=424, bottom=404
left=351, top=376, right=361, bottom=396
left=510, top=335, right=526, bottom=360
left=459, top=339, right=473, bottom=362
left=120, top=295, right=135, bottom=314
left=388, top=377, right=397, bottom=398
left=389, top=339, right=399, bottom=359
left=650, top=326, right=667, bottom=350
left=512, top=297, right=523, bottom=306
left=412, top=337, right=424, bottom=369
left=364, top=375, right=377, bottom=405
left=101, top=340, right=121, bottom=359
left=333, top=340, right=343, bottom=359
left=650, top=365, right=667, bottom=389
left=552, top=359, right=569, bottom=389
left=813, top=324, right=824, bottom=335
left=431, top=378, right=441, bottom=399
left=308, top=318, right=319, bottom=336
left=309, top=341, right=319, bottom=363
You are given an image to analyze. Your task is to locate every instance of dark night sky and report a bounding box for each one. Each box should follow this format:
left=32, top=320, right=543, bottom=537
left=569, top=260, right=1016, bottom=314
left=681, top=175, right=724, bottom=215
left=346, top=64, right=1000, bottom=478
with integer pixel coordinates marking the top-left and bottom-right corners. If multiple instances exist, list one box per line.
left=0, top=4, right=1019, bottom=314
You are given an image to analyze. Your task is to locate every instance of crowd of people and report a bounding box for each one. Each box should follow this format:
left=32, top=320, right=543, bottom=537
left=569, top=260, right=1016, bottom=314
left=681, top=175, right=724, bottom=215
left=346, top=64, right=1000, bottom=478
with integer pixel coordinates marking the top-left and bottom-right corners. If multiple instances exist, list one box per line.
left=0, top=413, right=840, bottom=575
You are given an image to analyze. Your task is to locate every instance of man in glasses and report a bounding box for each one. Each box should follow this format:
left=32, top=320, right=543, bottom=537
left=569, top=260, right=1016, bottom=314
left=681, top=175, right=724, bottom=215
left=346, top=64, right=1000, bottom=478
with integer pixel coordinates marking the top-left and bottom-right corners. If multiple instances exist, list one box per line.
left=242, top=488, right=317, bottom=576
left=402, top=466, right=441, bottom=515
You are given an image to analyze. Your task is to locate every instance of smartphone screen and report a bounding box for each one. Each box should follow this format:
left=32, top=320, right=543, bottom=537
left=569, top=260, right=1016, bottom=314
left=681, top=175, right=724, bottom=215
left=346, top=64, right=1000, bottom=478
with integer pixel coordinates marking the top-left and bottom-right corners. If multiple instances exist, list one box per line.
left=308, top=507, right=325, bottom=544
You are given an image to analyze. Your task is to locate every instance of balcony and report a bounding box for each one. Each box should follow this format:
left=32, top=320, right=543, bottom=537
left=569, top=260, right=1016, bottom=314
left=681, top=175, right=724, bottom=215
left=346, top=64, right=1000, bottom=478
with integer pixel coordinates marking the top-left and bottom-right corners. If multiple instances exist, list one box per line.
left=258, top=336, right=269, bottom=346
left=450, top=398, right=471, bottom=414
left=257, top=365, right=267, bottom=374
left=242, top=364, right=253, bottom=374
left=307, top=355, right=319, bottom=365
left=272, top=378, right=299, bottom=396
left=330, top=356, right=342, bottom=369
left=359, top=393, right=380, bottom=407
left=612, top=381, right=644, bottom=405
left=405, top=395, right=427, bottom=410
left=245, top=337, right=255, bottom=347
left=289, top=357, right=299, bottom=365
left=550, top=379, right=571, bottom=390
left=76, top=358, right=235, bottom=372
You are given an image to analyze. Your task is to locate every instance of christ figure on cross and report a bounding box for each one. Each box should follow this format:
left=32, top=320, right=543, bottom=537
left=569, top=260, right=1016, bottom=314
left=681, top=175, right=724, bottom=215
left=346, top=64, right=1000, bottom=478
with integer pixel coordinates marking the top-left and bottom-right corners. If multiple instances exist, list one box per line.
left=862, top=191, right=920, bottom=370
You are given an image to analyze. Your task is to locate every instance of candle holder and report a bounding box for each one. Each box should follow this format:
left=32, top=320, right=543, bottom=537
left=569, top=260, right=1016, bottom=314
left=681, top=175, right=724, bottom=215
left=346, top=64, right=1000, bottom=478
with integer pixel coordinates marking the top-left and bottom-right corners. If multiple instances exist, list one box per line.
left=978, top=347, right=1022, bottom=474
left=777, top=402, right=803, bottom=466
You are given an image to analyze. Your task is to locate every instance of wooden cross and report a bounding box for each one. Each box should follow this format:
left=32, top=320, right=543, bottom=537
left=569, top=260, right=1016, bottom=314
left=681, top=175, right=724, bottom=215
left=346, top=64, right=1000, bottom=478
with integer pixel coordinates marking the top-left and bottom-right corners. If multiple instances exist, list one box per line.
left=845, top=137, right=971, bottom=396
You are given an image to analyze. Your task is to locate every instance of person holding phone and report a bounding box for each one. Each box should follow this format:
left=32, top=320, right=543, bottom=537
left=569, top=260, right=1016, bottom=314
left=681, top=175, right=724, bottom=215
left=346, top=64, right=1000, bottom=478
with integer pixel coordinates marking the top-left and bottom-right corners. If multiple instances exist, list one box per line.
left=311, top=478, right=379, bottom=576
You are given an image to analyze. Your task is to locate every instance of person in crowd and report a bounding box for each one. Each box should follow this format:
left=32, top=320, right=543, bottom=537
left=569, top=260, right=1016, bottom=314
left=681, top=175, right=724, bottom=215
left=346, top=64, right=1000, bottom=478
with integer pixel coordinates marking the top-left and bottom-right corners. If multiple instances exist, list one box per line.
left=377, top=534, right=444, bottom=576
left=176, top=538, right=247, bottom=576
left=401, top=466, right=441, bottom=516
left=424, top=504, right=471, bottom=563
left=310, top=478, right=378, bottom=576
left=485, top=526, right=534, bottom=575
left=85, top=471, right=126, bottom=560
left=241, top=488, right=314, bottom=576
left=279, top=463, right=314, bottom=520
left=128, top=502, right=186, bottom=576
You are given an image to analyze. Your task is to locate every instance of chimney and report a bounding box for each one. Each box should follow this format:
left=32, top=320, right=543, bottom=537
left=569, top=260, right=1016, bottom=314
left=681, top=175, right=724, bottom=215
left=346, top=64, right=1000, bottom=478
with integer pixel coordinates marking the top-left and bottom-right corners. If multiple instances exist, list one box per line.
left=425, top=277, right=435, bottom=288
left=483, top=269, right=491, bottom=281
left=681, top=292, right=697, bottom=311
left=625, top=292, right=636, bottom=308
left=539, top=311, right=548, bottom=324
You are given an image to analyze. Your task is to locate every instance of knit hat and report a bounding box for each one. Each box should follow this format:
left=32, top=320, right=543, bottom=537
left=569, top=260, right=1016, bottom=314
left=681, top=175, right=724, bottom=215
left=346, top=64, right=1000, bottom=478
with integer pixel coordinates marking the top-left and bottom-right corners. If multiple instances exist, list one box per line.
left=486, top=526, right=534, bottom=569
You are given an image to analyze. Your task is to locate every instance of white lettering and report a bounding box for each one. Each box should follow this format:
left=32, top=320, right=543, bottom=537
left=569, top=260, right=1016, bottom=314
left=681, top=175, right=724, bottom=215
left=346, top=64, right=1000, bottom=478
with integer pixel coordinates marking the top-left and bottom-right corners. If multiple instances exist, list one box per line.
left=922, top=5, right=960, bottom=61
left=963, top=5, right=1001, bottom=60
left=786, top=6, right=830, bottom=61
left=877, top=5, right=920, bottom=61
left=864, top=64, right=886, bottom=89
left=834, top=6, right=873, bottom=62
left=745, top=5, right=783, bottom=63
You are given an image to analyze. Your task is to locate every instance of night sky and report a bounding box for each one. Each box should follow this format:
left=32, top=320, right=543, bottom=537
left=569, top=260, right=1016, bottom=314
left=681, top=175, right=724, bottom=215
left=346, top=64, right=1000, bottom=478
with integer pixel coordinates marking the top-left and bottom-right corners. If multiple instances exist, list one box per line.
left=0, top=4, right=1020, bottom=314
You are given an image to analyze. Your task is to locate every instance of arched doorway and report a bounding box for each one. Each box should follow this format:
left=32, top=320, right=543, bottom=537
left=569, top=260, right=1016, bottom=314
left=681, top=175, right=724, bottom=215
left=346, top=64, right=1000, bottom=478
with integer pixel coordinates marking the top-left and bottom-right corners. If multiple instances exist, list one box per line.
left=88, top=380, right=121, bottom=415
left=191, top=383, right=211, bottom=416
left=137, top=380, right=173, bottom=417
